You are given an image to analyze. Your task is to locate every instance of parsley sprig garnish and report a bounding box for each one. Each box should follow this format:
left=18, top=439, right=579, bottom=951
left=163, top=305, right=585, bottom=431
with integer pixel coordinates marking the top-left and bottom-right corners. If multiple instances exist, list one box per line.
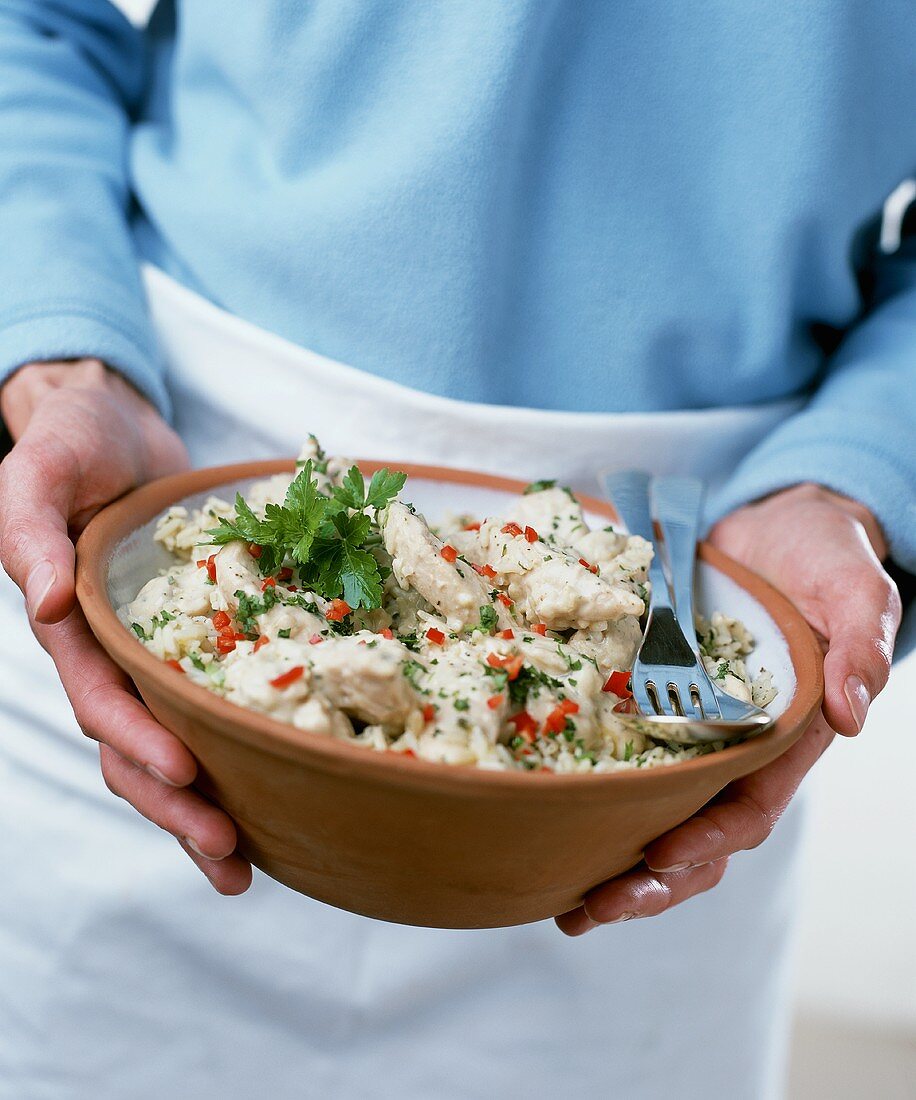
left=208, top=460, right=406, bottom=610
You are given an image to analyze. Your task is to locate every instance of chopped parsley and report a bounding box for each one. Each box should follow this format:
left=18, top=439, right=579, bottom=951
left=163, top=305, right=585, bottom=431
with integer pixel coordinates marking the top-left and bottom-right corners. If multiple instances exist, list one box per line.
left=471, top=605, right=499, bottom=636
left=234, top=587, right=281, bottom=634
left=523, top=479, right=557, bottom=495
left=401, top=659, right=427, bottom=692
left=278, top=628, right=291, bottom=639
left=130, top=610, right=175, bottom=641
left=507, top=664, right=562, bottom=707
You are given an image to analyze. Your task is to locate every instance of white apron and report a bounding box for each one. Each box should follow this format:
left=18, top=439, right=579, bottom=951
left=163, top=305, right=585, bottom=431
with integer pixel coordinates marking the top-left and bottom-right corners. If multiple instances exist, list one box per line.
left=0, top=266, right=807, bottom=1100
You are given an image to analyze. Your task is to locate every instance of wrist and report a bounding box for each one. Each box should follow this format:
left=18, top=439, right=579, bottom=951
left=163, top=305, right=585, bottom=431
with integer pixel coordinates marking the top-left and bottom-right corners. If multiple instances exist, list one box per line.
left=765, top=482, right=888, bottom=560
left=1, top=358, right=142, bottom=440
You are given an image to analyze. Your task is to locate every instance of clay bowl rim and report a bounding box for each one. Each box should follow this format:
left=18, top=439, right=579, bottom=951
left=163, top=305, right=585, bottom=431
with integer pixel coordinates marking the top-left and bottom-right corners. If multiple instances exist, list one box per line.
left=75, top=458, right=824, bottom=798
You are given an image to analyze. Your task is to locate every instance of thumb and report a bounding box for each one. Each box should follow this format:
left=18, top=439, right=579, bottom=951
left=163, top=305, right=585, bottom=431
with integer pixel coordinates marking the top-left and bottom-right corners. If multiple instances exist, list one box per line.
left=0, top=442, right=77, bottom=624
left=820, top=558, right=901, bottom=736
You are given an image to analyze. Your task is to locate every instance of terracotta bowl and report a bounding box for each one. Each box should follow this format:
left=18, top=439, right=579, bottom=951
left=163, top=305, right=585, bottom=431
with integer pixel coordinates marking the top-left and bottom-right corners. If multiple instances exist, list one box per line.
left=76, top=460, right=823, bottom=928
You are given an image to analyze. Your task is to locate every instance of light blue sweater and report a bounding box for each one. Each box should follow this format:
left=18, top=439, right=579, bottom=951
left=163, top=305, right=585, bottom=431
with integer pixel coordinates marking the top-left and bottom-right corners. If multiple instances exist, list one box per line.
left=0, top=1, right=914, bottom=577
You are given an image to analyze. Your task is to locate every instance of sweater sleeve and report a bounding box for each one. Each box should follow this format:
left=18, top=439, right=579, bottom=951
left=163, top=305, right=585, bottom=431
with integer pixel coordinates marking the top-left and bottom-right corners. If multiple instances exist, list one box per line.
left=0, top=0, right=168, bottom=417
left=708, top=226, right=916, bottom=576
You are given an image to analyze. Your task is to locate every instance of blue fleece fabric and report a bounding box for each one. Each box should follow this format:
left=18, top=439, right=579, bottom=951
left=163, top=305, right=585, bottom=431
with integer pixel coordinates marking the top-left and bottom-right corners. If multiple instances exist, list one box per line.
left=0, top=1, right=914, bottom=574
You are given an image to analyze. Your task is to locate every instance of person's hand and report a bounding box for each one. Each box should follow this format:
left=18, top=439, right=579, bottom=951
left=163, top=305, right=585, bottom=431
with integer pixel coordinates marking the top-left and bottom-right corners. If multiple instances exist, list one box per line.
left=556, top=483, right=901, bottom=935
left=0, top=359, right=252, bottom=894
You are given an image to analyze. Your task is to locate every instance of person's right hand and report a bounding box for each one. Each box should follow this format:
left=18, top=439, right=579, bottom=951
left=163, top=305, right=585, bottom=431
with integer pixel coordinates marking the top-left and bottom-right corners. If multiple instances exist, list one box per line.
left=0, top=359, right=252, bottom=894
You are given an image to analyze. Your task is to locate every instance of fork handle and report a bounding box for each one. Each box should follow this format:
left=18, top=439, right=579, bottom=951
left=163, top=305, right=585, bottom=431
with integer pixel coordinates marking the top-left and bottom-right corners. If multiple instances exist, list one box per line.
left=650, top=476, right=704, bottom=651
left=601, top=470, right=673, bottom=611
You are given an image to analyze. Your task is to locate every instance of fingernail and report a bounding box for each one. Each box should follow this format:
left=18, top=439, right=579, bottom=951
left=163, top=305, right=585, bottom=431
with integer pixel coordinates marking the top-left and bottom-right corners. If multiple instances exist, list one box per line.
left=183, top=836, right=210, bottom=859
left=26, top=560, right=56, bottom=617
left=649, top=861, right=692, bottom=873
left=569, top=915, right=598, bottom=937
left=147, top=764, right=180, bottom=787
left=606, top=912, right=636, bottom=924
left=844, top=675, right=870, bottom=732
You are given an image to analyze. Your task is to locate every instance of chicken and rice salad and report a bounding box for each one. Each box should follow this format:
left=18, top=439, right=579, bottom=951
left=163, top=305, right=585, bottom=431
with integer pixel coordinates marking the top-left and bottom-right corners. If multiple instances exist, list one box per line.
left=119, top=437, right=777, bottom=773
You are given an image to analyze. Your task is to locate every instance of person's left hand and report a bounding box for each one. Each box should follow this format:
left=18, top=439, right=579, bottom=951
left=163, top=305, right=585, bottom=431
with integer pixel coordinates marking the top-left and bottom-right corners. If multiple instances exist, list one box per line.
left=556, top=482, right=902, bottom=936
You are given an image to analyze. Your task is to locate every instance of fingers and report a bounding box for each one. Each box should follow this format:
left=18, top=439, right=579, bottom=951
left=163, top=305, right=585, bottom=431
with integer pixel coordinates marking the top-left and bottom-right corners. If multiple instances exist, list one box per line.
left=38, top=608, right=251, bottom=895
left=556, top=859, right=730, bottom=936
left=0, top=437, right=77, bottom=623
left=101, top=746, right=251, bottom=894
left=36, top=607, right=198, bottom=787
left=644, top=713, right=834, bottom=871
left=177, top=838, right=254, bottom=896
left=819, top=555, right=902, bottom=735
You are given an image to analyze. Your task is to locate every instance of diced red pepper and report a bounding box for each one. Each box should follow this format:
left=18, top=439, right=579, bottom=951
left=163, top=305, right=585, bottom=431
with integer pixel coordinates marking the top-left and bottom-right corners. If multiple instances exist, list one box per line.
left=498, top=629, right=515, bottom=640
left=578, top=557, right=598, bottom=575
left=261, top=576, right=277, bottom=591
left=212, top=610, right=231, bottom=631
left=503, top=655, right=523, bottom=681
left=380, top=628, right=394, bottom=640
left=497, top=593, right=512, bottom=608
left=463, top=522, right=481, bottom=532
left=558, top=698, right=580, bottom=716
left=440, top=544, right=458, bottom=563
left=278, top=567, right=294, bottom=582
left=543, top=707, right=568, bottom=736
left=501, top=522, right=523, bottom=537
left=206, top=555, right=218, bottom=583
left=216, top=635, right=236, bottom=654
left=270, top=665, right=304, bottom=690
left=532, top=623, right=547, bottom=636
left=482, top=564, right=498, bottom=579
left=508, top=710, right=538, bottom=739
left=196, top=559, right=206, bottom=570
left=422, top=703, right=436, bottom=722
left=487, top=694, right=504, bottom=710
left=470, top=563, right=484, bottom=575
left=308, top=634, right=324, bottom=645
left=602, top=670, right=632, bottom=698
left=325, top=599, right=352, bottom=621
left=426, top=627, right=445, bottom=646
left=253, top=635, right=270, bottom=652
left=165, top=659, right=184, bottom=673
left=286, top=585, right=298, bottom=592
left=524, top=526, right=538, bottom=543
left=247, top=543, right=262, bottom=559
left=486, top=652, right=523, bottom=681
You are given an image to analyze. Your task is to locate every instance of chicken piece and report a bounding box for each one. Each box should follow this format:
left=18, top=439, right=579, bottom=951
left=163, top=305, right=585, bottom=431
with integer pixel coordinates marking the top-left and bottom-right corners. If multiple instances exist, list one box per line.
left=221, top=639, right=355, bottom=737
left=415, top=641, right=508, bottom=762
left=702, top=655, right=753, bottom=703
left=307, top=634, right=417, bottom=726
left=569, top=617, right=643, bottom=676
left=503, top=487, right=589, bottom=545
left=571, top=528, right=629, bottom=567
left=257, top=601, right=327, bottom=641
left=212, top=540, right=264, bottom=610
left=509, top=559, right=644, bottom=629
left=470, top=520, right=644, bottom=629
left=381, top=502, right=494, bottom=630
left=122, top=562, right=214, bottom=622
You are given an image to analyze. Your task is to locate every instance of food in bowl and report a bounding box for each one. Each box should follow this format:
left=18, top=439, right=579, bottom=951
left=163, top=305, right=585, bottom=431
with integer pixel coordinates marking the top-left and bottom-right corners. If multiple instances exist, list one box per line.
left=118, top=437, right=777, bottom=773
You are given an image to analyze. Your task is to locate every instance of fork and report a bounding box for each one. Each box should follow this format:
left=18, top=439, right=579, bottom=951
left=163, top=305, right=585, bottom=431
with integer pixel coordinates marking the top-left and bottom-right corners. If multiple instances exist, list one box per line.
left=603, top=471, right=771, bottom=745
